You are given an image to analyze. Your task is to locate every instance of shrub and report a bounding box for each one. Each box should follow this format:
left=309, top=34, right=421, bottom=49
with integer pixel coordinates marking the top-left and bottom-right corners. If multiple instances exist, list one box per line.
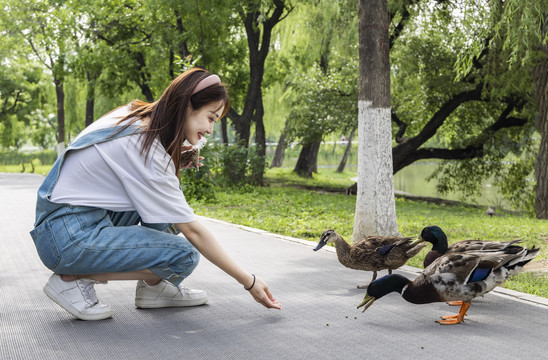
left=0, top=150, right=57, bottom=166
left=180, top=142, right=267, bottom=201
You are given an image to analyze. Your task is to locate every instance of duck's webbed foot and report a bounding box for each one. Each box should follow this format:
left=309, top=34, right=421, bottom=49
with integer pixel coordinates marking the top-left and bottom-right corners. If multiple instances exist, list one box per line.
left=356, top=271, right=378, bottom=289
left=436, top=301, right=471, bottom=325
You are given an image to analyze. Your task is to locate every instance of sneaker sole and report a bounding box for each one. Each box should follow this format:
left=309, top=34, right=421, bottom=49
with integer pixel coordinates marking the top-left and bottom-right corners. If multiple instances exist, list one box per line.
left=43, top=284, right=113, bottom=321
left=135, top=297, right=208, bottom=309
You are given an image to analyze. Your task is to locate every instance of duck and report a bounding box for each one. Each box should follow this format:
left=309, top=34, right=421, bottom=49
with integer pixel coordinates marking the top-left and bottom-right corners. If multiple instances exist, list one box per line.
left=314, top=229, right=427, bottom=288
left=356, top=244, right=540, bottom=325
left=416, top=225, right=528, bottom=307
left=417, top=225, right=524, bottom=268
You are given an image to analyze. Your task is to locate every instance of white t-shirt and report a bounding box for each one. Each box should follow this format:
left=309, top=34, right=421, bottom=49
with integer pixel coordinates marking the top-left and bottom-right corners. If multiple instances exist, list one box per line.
left=50, top=106, right=196, bottom=224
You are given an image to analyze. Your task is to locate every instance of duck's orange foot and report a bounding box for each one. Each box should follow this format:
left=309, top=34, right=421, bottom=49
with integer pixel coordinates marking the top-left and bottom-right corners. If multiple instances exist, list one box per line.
left=435, top=301, right=471, bottom=325
left=436, top=316, right=465, bottom=325
left=447, top=301, right=463, bottom=306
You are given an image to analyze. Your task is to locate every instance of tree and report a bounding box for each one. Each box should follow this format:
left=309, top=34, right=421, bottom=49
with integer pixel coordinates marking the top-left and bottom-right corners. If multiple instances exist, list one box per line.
left=479, top=0, right=548, bottom=219
left=4, top=0, right=75, bottom=154
left=0, top=47, right=47, bottom=137
left=534, top=22, right=548, bottom=218
left=353, top=0, right=400, bottom=240
left=336, top=126, right=356, bottom=173
left=286, top=59, right=358, bottom=178
left=279, top=0, right=358, bottom=177
left=225, top=0, right=293, bottom=184
left=415, top=0, right=542, bottom=216
left=334, top=1, right=537, bottom=218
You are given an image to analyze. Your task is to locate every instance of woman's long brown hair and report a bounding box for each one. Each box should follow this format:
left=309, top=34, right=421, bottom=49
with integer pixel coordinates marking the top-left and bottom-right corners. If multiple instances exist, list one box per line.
left=115, top=68, right=229, bottom=175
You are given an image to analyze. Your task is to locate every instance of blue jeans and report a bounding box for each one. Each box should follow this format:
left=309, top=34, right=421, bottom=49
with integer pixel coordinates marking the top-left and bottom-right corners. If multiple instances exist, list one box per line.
left=30, top=206, right=199, bottom=286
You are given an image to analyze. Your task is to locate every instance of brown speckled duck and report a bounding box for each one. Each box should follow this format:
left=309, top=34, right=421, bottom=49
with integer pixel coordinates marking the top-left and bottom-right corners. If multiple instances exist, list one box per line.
left=314, top=229, right=426, bottom=288
left=416, top=225, right=532, bottom=307
left=417, top=225, right=524, bottom=268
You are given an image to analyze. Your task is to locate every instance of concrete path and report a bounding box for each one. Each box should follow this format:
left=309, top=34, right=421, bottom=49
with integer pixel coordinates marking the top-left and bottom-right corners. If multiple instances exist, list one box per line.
left=1, top=173, right=547, bottom=360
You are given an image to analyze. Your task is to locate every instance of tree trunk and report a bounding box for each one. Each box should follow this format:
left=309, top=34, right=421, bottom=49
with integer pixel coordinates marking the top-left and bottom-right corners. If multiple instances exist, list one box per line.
left=271, top=131, right=287, bottom=167
left=54, top=77, right=65, bottom=156
left=254, top=92, right=266, bottom=184
left=230, top=1, right=290, bottom=147
left=294, top=139, right=321, bottom=178
left=139, top=79, right=155, bottom=102
left=85, top=71, right=97, bottom=127
left=336, top=126, right=356, bottom=173
left=353, top=0, right=400, bottom=241
left=85, top=98, right=94, bottom=128
left=533, top=19, right=548, bottom=219
left=134, top=52, right=154, bottom=102
left=221, top=118, right=229, bottom=145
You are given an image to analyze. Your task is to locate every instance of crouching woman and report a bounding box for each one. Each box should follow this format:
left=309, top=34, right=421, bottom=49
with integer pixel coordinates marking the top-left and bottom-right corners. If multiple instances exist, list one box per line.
left=30, top=68, right=281, bottom=320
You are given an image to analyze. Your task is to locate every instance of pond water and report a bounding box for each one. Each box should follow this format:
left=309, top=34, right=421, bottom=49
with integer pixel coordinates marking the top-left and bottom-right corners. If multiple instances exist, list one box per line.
left=268, top=142, right=513, bottom=210
left=392, top=161, right=510, bottom=209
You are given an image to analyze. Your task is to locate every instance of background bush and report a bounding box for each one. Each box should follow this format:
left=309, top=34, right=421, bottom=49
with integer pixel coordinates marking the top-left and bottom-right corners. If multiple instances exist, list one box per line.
left=180, top=143, right=266, bottom=201
left=0, top=150, right=57, bottom=165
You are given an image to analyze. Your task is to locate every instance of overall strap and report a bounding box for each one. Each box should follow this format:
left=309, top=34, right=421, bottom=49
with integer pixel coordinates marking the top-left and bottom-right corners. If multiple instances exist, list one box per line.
left=33, top=125, right=142, bottom=227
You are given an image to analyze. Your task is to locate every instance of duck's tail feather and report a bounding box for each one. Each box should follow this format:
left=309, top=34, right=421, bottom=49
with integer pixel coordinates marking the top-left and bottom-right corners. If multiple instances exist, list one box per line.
left=505, top=246, right=540, bottom=272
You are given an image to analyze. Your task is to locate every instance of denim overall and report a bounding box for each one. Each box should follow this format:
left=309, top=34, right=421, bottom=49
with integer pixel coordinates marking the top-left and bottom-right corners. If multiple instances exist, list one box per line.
left=30, top=125, right=199, bottom=286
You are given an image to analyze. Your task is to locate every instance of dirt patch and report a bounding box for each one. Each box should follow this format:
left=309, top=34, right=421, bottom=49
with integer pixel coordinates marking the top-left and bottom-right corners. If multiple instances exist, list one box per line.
left=525, top=260, right=548, bottom=274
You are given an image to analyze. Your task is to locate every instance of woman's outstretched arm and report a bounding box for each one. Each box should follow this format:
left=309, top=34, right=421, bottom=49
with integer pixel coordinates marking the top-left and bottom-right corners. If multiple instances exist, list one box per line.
left=176, top=220, right=281, bottom=310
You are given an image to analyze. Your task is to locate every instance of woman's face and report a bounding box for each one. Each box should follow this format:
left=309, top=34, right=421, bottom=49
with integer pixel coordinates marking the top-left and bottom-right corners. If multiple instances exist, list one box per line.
left=183, top=100, right=224, bottom=145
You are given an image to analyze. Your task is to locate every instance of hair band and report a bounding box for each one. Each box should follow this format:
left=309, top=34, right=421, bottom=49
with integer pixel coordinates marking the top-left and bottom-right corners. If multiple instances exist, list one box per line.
left=192, top=74, right=221, bottom=95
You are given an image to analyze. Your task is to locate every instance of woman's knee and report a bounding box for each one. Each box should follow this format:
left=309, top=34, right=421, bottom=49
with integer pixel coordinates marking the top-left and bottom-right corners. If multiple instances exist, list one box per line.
left=184, top=246, right=201, bottom=274
left=167, top=245, right=200, bottom=277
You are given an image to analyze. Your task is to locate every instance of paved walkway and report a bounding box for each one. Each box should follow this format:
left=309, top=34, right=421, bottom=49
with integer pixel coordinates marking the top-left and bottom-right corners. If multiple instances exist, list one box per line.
left=1, top=173, right=547, bottom=360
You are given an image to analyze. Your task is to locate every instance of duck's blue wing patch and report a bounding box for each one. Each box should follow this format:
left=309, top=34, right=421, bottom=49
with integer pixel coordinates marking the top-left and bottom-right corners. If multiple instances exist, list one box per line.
left=468, top=268, right=492, bottom=283
left=376, top=244, right=395, bottom=255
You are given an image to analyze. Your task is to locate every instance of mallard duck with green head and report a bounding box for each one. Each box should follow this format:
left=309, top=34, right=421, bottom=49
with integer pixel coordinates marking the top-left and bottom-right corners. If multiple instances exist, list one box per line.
left=357, top=244, right=539, bottom=325
left=314, top=229, right=426, bottom=288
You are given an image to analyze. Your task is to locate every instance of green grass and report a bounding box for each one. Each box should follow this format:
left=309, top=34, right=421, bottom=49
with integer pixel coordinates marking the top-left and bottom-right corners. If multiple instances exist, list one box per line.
left=189, top=168, right=548, bottom=298
left=0, top=164, right=51, bottom=176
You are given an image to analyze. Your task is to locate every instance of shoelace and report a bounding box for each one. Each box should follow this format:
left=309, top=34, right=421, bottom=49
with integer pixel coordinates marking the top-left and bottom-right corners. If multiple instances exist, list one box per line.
left=177, top=283, right=193, bottom=294
left=77, top=280, right=100, bottom=307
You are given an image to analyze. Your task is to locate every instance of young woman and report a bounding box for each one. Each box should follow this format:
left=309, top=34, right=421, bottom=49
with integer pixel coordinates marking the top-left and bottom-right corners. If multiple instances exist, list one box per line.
left=30, top=68, right=281, bottom=320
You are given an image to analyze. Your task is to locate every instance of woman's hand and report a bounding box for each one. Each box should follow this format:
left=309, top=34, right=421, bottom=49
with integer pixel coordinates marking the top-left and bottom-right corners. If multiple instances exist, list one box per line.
left=176, top=221, right=281, bottom=310
left=247, top=275, right=282, bottom=310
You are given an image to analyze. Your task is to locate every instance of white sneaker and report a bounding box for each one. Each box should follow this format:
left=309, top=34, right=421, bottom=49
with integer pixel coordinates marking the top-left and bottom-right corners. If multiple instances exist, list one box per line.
left=135, top=280, right=208, bottom=308
left=43, top=274, right=113, bottom=321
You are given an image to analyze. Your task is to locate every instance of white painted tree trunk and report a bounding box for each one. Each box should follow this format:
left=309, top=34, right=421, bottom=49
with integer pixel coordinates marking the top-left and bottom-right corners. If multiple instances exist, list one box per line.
left=353, top=101, right=400, bottom=242
left=56, top=141, right=65, bottom=158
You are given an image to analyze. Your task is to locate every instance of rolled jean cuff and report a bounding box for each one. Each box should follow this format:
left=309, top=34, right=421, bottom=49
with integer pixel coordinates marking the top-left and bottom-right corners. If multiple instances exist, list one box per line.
left=149, top=259, right=198, bottom=287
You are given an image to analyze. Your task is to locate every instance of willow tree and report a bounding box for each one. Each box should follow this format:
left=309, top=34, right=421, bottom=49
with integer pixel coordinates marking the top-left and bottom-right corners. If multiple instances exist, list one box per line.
left=491, top=0, right=548, bottom=219
left=353, top=0, right=400, bottom=240
left=267, top=0, right=359, bottom=177
left=448, top=0, right=548, bottom=218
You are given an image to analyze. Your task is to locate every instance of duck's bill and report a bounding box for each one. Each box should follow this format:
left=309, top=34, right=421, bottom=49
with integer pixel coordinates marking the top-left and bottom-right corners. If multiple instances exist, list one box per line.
left=313, top=241, right=326, bottom=251
left=410, top=236, right=425, bottom=246
left=357, top=295, right=376, bottom=313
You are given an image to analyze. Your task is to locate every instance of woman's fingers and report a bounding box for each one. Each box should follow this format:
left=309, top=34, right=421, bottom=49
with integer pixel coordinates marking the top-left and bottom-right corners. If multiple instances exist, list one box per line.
left=250, top=277, right=281, bottom=309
